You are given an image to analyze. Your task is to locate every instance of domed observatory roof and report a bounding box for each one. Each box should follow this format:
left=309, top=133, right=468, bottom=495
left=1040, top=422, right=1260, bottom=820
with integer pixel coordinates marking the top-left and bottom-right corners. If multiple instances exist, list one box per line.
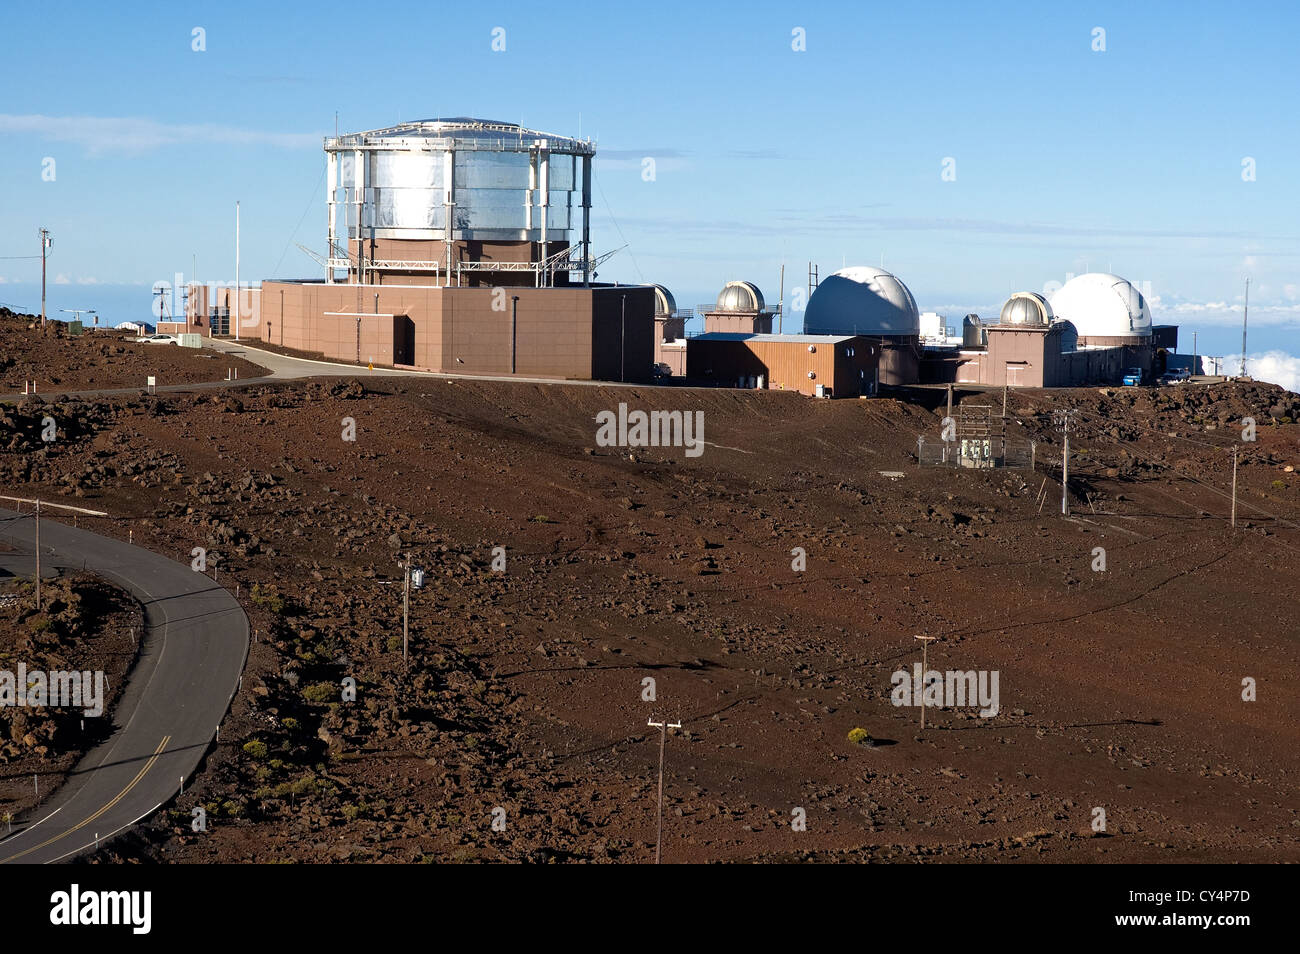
left=999, top=292, right=1054, bottom=326
left=650, top=284, right=677, bottom=317
left=714, top=280, right=766, bottom=313
left=803, top=266, right=920, bottom=336
left=1048, top=273, right=1152, bottom=338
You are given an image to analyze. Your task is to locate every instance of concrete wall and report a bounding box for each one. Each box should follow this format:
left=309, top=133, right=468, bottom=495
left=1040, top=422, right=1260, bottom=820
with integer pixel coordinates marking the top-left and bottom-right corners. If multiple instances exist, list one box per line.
left=174, top=284, right=261, bottom=337
left=258, top=281, right=652, bottom=382
left=702, top=312, right=773, bottom=334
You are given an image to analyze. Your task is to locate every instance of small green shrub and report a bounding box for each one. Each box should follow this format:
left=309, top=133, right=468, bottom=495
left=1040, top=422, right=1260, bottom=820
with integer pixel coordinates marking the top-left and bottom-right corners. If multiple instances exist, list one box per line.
left=242, top=740, right=269, bottom=760
left=302, top=682, right=336, bottom=704
left=847, top=727, right=874, bottom=747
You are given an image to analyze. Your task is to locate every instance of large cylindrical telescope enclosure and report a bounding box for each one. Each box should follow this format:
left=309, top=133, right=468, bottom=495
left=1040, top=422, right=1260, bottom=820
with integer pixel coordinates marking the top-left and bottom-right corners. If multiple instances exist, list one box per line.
left=324, top=118, right=595, bottom=287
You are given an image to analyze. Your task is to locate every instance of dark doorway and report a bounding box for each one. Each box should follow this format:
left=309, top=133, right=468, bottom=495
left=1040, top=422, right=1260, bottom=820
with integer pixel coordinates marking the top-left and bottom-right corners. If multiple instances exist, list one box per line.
left=395, top=316, right=415, bottom=366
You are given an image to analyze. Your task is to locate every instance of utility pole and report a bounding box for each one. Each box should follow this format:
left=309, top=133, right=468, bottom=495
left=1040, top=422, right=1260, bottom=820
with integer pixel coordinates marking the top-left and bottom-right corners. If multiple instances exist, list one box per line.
left=39, top=229, right=51, bottom=326
left=1231, top=446, right=1238, bottom=529
left=1053, top=409, right=1077, bottom=516
left=778, top=262, right=785, bottom=335
left=914, top=635, right=937, bottom=730
left=620, top=294, right=627, bottom=383
left=943, top=384, right=955, bottom=463
left=1239, top=277, right=1249, bottom=378
left=511, top=296, right=519, bottom=374
left=1002, top=384, right=1008, bottom=419
left=234, top=201, right=241, bottom=341
left=0, top=496, right=108, bottom=610
left=647, top=715, right=682, bottom=864
left=402, top=558, right=410, bottom=665
left=1192, top=331, right=1198, bottom=377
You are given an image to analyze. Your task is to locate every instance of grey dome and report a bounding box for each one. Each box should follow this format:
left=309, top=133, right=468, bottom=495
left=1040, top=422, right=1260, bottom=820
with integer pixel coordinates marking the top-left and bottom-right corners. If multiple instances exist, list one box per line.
left=803, top=266, right=920, bottom=336
left=714, top=281, right=765, bottom=313
left=999, top=292, right=1053, bottom=326
left=650, top=284, right=677, bottom=316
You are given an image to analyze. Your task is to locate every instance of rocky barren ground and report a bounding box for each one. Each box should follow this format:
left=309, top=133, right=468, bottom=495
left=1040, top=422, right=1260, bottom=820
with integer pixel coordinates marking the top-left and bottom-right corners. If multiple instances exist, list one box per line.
left=0, top=310, right=266, bottom=393
left=2, top=350, right=1298, bottom=863
left=0, top=572, right=141, bottom=821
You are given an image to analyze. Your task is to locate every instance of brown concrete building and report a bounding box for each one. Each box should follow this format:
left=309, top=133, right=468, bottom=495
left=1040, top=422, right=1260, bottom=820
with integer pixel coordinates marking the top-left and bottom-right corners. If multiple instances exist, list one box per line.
left=701, top=281, right=774, bottom=335
left=257, top=281, right=653, bottom=380
left=687, top=333, right=880, bottom=397
left=650, top=284, right=686, bottom=376
left=170, top=284, right=261, bottom=337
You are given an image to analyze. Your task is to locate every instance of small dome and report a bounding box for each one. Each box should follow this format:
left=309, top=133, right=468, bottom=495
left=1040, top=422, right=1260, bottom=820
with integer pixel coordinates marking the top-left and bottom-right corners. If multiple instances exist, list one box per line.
left=650, top=284, right=676, bottom=317
left=1048, top=273, right=1152, bottom=338
left=999, top=292, right=1053, bottom=326
left=714, top=281, right=765, bottom=313
left=803, top=266, right=920, bottom=336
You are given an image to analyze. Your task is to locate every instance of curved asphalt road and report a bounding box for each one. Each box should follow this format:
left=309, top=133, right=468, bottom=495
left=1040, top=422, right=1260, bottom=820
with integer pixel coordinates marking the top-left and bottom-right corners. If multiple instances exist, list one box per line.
left=0, top=508, right=248, bottom=863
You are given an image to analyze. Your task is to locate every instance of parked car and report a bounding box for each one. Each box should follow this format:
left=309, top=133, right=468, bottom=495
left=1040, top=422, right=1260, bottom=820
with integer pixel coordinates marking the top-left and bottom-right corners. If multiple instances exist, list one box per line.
left=134, top=333, right=179, bottom=345
left=1122, top=368, right=1143, bottom=386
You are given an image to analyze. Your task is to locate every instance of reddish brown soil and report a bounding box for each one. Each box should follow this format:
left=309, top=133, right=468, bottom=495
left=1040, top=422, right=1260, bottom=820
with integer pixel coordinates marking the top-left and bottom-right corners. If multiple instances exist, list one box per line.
left=0, top=311, right=267, bottom=392
left=5, top=370, right=1298, bottom=863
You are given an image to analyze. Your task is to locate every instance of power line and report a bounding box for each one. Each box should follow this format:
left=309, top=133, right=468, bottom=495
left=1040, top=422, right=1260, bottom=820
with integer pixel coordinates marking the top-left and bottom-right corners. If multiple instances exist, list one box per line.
left=271, top=166, right=327, bottom=278
left=591, top=167, right=645, bottom=284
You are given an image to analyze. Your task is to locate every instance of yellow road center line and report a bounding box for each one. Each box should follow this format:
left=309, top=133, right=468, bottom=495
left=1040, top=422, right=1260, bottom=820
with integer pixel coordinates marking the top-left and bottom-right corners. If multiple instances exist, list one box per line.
left=1, top=735, right=170, bottom=863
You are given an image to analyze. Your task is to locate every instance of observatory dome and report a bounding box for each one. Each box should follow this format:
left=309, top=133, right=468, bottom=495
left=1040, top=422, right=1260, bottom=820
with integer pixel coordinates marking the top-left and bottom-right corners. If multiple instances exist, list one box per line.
left=714, top=281, right=765, bottom=313
left=1048, top=273, right=1151, bottom=338
left=803, top=266, right=920, bottom=337
left=999, top=292, right=1053, bottom=326
left=650, top=284, right=677, bottom=317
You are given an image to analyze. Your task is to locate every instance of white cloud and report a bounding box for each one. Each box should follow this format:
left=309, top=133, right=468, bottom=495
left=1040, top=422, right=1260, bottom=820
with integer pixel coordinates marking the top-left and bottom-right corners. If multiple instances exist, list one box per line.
left=1223, top=351, right=1300, bottom=394
left=53, top=273, right=71, bottom=284
left=1153, top=297, right=1300, bottom=327
left=0, top=114, right=320, bottom=156
left=75, top=277, right=102, bottom=285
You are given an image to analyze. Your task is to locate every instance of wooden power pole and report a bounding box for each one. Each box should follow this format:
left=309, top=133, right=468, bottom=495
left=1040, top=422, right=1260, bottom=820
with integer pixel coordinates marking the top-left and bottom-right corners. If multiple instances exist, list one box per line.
left=1231, top=446, right=1238, bottom=529
left=647, top=715, right=682, bottom=863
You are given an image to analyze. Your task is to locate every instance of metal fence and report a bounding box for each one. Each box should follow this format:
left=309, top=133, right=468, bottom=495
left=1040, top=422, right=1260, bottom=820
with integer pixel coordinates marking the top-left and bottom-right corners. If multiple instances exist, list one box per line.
left=916, top=436, right=1036, bottom=470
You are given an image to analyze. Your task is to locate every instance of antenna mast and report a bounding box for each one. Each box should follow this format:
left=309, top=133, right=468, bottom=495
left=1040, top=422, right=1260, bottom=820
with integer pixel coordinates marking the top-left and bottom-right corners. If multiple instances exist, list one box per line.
left=1239, top=277, right=1249, bottom=378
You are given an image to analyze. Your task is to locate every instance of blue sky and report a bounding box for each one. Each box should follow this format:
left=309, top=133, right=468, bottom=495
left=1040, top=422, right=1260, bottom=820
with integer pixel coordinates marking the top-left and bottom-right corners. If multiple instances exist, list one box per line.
left=2, top=0, right=1298, bottom=381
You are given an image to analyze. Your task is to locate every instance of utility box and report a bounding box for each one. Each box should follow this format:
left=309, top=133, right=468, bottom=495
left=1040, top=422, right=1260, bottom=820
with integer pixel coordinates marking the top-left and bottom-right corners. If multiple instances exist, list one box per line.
left=68, top=321, right=83, bottom=336
left=177, top=334, right=203, bottom=349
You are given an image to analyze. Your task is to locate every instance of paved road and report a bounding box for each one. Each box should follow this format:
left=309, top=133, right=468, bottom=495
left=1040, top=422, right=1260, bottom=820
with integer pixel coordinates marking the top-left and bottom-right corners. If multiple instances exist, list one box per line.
left=0, top=509, right=247, bottom=863
left=205, top=337, right=650, bottom=387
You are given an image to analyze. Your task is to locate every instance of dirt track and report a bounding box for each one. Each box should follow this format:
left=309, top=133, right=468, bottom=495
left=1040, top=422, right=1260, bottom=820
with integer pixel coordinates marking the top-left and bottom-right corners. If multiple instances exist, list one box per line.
left=4, top=364, right=1298, bottom=862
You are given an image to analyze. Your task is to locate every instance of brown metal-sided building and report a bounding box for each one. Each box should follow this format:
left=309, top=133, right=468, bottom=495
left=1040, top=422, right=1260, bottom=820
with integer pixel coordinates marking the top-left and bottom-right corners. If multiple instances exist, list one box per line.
left=686, top=333, right=880, bottom=397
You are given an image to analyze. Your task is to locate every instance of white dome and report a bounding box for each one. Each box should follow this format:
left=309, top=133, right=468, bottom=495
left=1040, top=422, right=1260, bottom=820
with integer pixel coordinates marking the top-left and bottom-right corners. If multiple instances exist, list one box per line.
left=1048, top=273, right=1151, bottom=338
left=803, top=266, right=920, bottom=336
